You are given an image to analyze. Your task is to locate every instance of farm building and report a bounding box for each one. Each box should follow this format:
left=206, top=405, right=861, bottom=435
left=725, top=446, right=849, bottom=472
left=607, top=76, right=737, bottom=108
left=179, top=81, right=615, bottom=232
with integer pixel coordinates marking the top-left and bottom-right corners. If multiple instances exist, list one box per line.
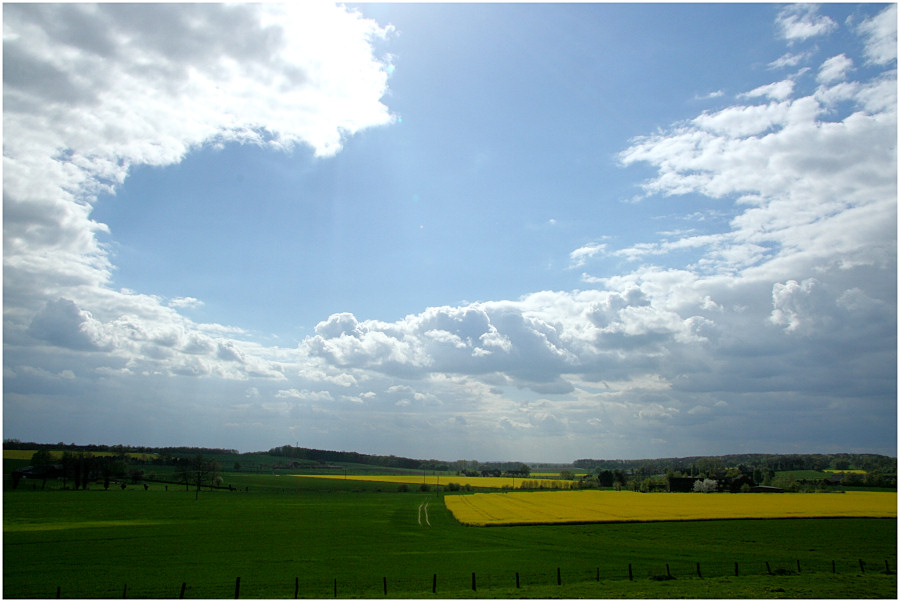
left=750, top=485, right=785, bottom=493
left=667, top=476, right=698, bottom=492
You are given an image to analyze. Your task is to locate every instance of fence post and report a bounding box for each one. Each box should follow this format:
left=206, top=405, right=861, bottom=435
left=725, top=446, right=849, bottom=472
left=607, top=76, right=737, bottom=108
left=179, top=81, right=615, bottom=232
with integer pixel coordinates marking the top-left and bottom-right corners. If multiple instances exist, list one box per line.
left=234, top=576, right=241, bottom=599
left=859, top=559, right=866, bottom=573
left=596, top=567, right=600, bottom=582
left=432, top=573, right=436, bottom=594
left=696, top=562, right=702, bottom=579
left=56, top=586, right=61, bottom=599
left=885, top=560, right=892, bottom=574
left=516, top=572, right=520, bottom=589
left=796, top=560, right=801, bottom=574
left=766, top=561, right=772, bottom=575
left=123, top=584, right=127, bottom=598
left=334, top=578, right=337, bottom=598
left=832, top=560, right=835, bottom=574
left=628, top=563, right=633, bottom=581
left=383, top=576, right=387, bottom=596
left=734, top=562, right=739, bottom=577
left=557, top=567, right=561, bottom=586
left=472, top=572, right=476, bottom=591
left=179, top=582, right=186, bottom=599
left=294, top=577, right=299, bottom=599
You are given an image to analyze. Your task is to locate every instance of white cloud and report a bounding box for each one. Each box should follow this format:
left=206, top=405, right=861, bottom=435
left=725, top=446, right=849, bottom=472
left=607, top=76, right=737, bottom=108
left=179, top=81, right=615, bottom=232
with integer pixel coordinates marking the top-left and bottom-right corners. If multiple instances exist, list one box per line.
left=27, top=298, right=113, bottom=351
left=618, top=60, right=896, bottom=284
left=693, top=101, right=792, bottom=137
left=300, top=281, right=722, bottom=397
left=637, top=403, right=679, bottom=420
left=169, top=297, right=204, bottom=309
left=740, top=80, right=795, bottom=101
left=275, top=389, right=334, bottom=402
left=817, top=54, right=853, bottom=84
left=768, top=51, right=811, bottom=70
left=776, top=5, right=837, bottom=42
left=769, top=278, right=822, bottom=333
left=568, top=242, right=607, bottom=267
left=857, top=4, right=897, bottom=65
left=695, top=90, right=725, bottom=100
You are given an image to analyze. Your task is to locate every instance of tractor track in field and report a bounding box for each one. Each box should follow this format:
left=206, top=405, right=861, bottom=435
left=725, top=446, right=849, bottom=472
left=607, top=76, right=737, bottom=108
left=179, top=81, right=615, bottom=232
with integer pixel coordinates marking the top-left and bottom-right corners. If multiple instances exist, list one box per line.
left=417, top=501, right=430, bottom=526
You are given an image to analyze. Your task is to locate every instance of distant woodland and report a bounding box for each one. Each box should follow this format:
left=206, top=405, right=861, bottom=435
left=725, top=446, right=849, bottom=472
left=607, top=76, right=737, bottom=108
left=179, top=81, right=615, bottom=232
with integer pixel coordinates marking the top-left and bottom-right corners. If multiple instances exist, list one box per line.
left=4, top=439, right=895, bottom=478
left=3, top=439, right=239, bottom=457
left=573, top=453, right=897, bottom=475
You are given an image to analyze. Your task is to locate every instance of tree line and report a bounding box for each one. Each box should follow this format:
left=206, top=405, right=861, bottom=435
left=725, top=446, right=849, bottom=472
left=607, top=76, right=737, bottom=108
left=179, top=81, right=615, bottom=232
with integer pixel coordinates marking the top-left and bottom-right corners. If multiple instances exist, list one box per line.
left=265, top=446, right=533, bottom=475
left=265, top=445, right=452, bottom=471
left=7, top=439, right=894, bottom=480
left=3, top=439, right=238, bottom=457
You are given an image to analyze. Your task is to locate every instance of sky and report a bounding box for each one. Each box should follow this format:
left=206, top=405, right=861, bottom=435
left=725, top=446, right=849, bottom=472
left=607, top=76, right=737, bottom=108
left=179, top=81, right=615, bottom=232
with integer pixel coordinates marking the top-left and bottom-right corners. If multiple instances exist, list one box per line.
left=3, top=3, right=897, bottom=462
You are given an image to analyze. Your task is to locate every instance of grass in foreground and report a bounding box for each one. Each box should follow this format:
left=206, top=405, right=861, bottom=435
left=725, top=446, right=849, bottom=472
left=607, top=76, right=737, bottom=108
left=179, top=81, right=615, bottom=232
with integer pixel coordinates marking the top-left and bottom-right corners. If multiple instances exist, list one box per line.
left=4, top=477, right=896, bottom=599
left=399, top=573, right=897, bottom=599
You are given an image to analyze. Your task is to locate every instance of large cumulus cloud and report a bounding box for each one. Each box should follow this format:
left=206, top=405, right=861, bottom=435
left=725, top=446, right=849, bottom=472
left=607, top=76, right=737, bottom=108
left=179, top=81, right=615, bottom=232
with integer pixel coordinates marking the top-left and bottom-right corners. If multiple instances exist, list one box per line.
left=4, top=3, right=394, bottom=381
left=302, top=285, right=717, bottom=395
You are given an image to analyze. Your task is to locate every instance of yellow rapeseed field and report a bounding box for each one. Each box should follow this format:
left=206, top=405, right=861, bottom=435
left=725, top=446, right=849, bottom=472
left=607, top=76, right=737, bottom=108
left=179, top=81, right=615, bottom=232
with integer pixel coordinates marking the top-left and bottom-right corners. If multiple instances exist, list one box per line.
left=3, top=450, right=39, bottom=460
left=444, top=490, right=897, bottom=526
left=293, top=474, right=578, bottom=489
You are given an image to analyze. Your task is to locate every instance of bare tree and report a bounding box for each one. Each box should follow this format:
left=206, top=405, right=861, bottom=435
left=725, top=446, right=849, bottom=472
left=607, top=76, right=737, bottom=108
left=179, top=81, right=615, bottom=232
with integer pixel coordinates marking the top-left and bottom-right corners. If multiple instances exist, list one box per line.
left=189, top=454, right=220, bottom=499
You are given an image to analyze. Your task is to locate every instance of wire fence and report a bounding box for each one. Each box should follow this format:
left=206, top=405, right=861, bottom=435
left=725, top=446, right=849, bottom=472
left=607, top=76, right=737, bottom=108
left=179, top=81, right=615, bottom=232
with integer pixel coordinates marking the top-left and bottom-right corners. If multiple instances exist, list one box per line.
left=10, top=556, right=895, bottom=599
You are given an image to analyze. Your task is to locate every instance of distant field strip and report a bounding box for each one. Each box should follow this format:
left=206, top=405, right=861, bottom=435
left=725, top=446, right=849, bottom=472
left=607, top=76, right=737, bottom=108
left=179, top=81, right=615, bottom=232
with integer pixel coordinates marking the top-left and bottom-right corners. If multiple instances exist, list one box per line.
left=444, top=490, right=897, bottom=526
left=293, top=474, right=576, bottom=489
left=4, top=519, right=177, bottom=533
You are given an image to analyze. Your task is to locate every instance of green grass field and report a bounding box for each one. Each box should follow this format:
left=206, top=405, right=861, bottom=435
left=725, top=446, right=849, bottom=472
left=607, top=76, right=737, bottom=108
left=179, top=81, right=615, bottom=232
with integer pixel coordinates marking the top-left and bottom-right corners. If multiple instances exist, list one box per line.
left=4, top=474, right=896, bottom=598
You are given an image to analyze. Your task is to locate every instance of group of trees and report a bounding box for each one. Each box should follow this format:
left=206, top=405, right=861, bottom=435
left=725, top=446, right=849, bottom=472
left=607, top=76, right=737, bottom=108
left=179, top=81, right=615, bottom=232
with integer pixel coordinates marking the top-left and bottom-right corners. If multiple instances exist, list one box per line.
left=19, top=449, right=223, bottom=493
left=20, top=450, right=130, bottom=490
left=456, top=464, right=532, bottom=477
left=174, top=455, right=222, bottom=498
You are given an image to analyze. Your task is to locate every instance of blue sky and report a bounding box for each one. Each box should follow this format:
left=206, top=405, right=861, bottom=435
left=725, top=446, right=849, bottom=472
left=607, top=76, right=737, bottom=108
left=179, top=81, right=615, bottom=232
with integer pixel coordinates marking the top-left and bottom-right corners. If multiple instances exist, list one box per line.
left=4, top=3, right=897, bottom=462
